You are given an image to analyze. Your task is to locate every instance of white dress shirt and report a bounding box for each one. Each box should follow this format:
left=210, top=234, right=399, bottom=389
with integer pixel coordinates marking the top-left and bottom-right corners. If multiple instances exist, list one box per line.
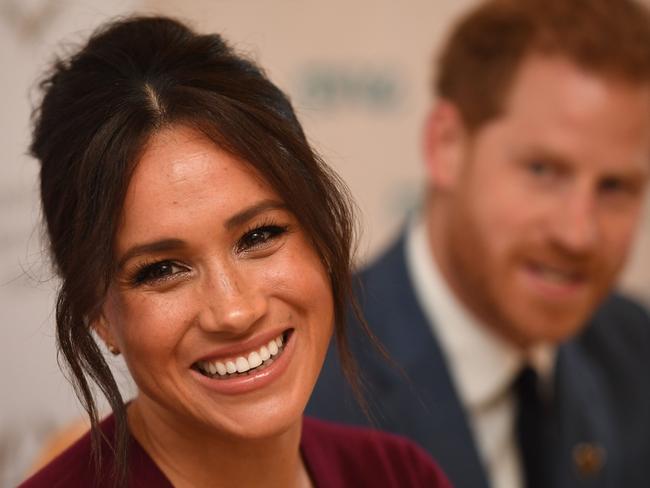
left=405, top=214, right=555, bottom=488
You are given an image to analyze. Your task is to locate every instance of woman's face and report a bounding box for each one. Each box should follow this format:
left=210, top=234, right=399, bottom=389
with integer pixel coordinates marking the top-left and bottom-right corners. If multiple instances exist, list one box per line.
left=99, top=125, right=334, bottom=440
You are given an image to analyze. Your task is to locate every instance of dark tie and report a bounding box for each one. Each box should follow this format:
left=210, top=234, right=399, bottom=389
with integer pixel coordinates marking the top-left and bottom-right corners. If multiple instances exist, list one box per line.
left=515, top=366, right=550, bottom=488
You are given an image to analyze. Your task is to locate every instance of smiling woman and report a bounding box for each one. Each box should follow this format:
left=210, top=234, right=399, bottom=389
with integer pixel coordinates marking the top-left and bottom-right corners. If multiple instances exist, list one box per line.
left=20, top=16, right=449, bottom=488
left=101, top=126, right=336, bottom=442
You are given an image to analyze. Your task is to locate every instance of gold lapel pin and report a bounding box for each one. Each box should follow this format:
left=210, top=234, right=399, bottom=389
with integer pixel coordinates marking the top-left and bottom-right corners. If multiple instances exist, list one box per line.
left=572, top=442, right=606, bottom=478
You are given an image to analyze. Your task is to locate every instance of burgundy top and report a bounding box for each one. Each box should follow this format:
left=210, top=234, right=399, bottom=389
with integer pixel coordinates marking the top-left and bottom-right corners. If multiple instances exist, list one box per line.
left=20, top=415, right=451, bottom=487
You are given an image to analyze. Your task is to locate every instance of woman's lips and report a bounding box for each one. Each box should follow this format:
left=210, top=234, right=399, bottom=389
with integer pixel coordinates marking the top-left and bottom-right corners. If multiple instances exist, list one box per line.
left=190, top=329, right=295, bottom=395
left=194, top=330, right=289, bottom=378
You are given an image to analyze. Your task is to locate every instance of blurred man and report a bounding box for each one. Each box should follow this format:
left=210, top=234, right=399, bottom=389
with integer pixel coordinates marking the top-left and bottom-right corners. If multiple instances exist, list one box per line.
left=308, top=1, right=650, bottom=487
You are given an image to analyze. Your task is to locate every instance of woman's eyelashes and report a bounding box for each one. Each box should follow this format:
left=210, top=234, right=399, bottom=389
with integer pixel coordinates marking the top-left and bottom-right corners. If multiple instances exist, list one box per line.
left=236, top=223, right=289, bottom=254
left=126, top=223, right=290, bottom=287
left=131, top=260, right=190, bottom=286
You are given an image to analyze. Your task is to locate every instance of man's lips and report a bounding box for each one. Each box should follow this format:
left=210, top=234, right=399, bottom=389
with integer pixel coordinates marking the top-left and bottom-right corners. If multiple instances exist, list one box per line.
left=525, top=260, right=588, bottom=284
left=521, top=259, right=591, bottom=300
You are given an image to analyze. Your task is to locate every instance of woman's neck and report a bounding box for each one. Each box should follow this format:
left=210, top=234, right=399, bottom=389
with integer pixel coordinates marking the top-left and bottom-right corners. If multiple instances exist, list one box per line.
left=127, top=399, right=312, bottom=488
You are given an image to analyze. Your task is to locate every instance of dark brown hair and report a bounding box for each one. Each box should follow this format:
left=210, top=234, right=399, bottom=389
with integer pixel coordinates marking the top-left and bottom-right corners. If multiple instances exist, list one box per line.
left=436, top=0, right=650, bottom=133
left=31, top=16, right=367, bottom=486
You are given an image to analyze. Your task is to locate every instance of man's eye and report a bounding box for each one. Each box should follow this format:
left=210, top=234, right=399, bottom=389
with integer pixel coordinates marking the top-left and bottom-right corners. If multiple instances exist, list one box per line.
left=600, top=177, right=631, bottom=194
left=522, top=159, right=567, bottom=185
left=133, top=260, right=188, bottom=285
left=237, top=225, right=288, bottom=253
left=527, top=160, right=554, bottom=177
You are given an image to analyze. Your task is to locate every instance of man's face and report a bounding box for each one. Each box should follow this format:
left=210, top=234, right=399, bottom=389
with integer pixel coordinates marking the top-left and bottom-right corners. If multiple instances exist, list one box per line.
left=436, top=55, right=650, bottom=347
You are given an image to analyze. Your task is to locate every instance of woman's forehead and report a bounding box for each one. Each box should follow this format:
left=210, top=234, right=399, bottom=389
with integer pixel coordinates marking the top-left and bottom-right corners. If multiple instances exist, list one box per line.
left=131, top=126, right=269, bottom=196
left=116, top=126, right=283, bottom=242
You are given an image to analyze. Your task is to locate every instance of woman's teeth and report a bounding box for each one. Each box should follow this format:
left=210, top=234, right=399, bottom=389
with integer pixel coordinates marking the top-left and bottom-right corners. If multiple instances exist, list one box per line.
left=196, top=333, right=286, bottom=379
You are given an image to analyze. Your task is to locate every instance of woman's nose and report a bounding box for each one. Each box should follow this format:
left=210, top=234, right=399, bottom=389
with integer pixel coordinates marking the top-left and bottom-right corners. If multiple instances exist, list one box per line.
left=196, top=264, right=267, bottom=334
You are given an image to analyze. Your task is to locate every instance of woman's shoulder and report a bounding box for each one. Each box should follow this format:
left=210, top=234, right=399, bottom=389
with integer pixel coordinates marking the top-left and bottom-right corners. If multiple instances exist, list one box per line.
left=19, top=413, right=170, bottom=488
left=301, top=416, right=451, bottom=488
left=18, top=416, right=112, bottom=488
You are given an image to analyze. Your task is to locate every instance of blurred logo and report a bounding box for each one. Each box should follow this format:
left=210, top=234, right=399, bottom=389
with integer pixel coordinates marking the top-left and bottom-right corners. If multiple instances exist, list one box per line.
left=0, top=0, right=61, bottom=41
left=296, top=63, right=403, bottom=112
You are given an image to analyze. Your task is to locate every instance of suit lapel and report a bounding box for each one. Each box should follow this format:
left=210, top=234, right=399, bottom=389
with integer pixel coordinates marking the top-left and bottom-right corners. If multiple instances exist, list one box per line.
left=359, top=234, right=490, bottom=488
left=553, top=343, right=613, bottom=488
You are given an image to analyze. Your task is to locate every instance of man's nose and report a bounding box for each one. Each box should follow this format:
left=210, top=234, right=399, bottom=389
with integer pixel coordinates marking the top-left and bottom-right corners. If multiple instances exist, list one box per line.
left=549, top=186, right=599, bottom=255
left=196, top=263, right=267, bottom=334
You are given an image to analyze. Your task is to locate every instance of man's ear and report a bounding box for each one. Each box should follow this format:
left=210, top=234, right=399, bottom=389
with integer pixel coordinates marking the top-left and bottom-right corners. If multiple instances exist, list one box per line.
left=422, top=100, right=467, bottom=190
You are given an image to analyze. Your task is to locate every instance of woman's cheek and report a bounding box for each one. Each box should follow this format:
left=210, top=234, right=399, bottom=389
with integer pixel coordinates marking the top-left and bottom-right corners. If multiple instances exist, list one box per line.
left=263, top=249, right=328, bottom=300
left=118, top=289, right=195, bottom=352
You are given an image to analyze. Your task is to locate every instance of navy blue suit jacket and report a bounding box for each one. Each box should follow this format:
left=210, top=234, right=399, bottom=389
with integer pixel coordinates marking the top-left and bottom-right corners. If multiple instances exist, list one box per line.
left=307, top=233, right=650, bottom=488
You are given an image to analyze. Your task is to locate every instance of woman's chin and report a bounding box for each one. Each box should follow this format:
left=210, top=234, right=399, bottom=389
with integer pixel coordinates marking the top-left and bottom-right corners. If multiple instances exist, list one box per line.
left=197, top=400, right=306, bottom=442
left=181, top=332, right=320, bottom=441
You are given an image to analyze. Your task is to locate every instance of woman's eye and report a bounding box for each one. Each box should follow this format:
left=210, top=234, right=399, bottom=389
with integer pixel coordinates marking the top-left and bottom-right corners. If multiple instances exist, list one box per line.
left=133, top=260, right=188, bottom=285
left=237, top=225, right=287, bottom=253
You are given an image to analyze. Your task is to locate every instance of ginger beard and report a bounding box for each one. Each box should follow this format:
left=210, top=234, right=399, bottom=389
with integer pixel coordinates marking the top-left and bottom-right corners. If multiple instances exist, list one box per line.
left=431, top=55, right=650, bottom=348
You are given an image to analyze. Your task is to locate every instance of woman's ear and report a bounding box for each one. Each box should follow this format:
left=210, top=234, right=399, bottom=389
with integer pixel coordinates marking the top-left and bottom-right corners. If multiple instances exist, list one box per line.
left=93, top=313, right=120, bottom=356
left=422, top=100, right=468, bottom=191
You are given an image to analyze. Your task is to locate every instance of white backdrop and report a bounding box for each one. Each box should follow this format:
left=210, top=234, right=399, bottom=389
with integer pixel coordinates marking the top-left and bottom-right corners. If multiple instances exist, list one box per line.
left=1, top=0, right=649, bottom=485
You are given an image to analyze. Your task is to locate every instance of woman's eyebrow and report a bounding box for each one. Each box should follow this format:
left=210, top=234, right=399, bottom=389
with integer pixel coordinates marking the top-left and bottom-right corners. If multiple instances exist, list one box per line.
left=116, top=200, right=286, bottom=269
left=224, top=199, right=287, bottom=230
left=117, top=238, right=186, bottom=269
